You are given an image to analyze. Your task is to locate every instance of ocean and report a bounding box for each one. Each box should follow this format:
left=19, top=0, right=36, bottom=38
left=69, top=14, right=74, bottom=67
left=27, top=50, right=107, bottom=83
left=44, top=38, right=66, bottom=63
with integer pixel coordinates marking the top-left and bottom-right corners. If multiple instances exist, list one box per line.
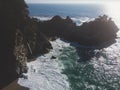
left=18, top=4, right=120, bottom=90
left=28, top=4, right=105, bottom=17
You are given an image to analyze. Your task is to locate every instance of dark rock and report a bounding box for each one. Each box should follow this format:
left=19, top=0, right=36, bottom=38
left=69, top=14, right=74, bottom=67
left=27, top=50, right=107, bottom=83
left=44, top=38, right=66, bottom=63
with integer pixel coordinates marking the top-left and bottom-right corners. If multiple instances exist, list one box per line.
left=76, top=15, right=119, bottom=46
left=14, top=29, right=28, bottom=75
left=19, top=74, right=28, bottom=79
left=37, top=15, right=118, bottom=48
left=51, top=56, right=57, bottom=59
left=0, top=0, right=28, bottom=89
left=37, top=15, right=76, bottom=39
left=22, top=17, right=53, bottom=58
left=59, top=49, right=63, bottom=52
left=0, top=0, right=52, bottom=89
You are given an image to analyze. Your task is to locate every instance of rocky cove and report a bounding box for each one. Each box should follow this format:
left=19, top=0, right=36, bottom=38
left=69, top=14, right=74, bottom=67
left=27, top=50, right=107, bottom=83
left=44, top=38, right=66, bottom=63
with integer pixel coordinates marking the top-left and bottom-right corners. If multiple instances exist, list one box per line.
left=0, top=0, right=119, bottom=89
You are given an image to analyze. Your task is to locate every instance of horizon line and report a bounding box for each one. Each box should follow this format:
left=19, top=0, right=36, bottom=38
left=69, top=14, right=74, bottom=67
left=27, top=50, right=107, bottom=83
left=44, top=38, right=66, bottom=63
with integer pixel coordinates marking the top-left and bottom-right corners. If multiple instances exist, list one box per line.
left=25, top=1, right=120, bottom=5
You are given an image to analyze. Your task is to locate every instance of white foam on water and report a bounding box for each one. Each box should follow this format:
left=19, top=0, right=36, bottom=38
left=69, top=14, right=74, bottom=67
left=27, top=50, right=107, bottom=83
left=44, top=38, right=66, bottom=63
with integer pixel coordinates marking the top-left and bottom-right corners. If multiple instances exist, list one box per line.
left=18, top=39, right=70, bottom=90
left=90, top=15, right=120, bottom=70
left=33, top=16, right=52, bottom=21
left=71, top=17, right=94, bottom=26
left=33, top=16, right=93, bottom=26
left=92, top=36, right=120, bottom=77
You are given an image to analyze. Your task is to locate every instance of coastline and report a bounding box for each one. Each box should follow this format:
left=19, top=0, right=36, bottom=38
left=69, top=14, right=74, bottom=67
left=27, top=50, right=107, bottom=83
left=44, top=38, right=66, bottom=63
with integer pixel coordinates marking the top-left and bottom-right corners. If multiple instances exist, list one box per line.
left=2, top=79, right=29, bottom=90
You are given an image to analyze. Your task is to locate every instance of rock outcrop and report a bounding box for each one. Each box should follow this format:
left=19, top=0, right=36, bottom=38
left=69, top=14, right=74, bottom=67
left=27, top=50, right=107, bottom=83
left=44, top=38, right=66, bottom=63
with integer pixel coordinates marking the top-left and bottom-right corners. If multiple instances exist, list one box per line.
left=76, top=15, right=119, bottom=46
left=22, top=17, right=53, bottom=58
left=37, top=15, right=119, bottom=48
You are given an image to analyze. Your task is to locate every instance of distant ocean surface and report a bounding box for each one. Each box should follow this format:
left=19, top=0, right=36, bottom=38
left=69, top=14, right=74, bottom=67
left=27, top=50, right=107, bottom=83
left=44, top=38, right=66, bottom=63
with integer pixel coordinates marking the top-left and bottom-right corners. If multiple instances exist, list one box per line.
left=18, top=4, right=120, bottom=90
left=28, top=4, right=105, bottom=18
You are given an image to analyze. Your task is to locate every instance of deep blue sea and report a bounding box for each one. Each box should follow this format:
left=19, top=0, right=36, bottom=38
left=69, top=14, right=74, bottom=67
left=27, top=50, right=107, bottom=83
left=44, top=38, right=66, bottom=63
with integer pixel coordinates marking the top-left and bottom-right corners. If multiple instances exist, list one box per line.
left=18, top=4, right=120, bottom=90
left=28, top=4, right=106, bottom=18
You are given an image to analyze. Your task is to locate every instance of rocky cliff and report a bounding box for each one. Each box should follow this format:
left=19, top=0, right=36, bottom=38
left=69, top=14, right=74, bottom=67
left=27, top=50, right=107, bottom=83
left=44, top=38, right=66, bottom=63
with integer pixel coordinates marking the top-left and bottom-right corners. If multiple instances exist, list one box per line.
left=0, top=0, right=28, bottom=88
left=0, top=0, right=52, bottom=89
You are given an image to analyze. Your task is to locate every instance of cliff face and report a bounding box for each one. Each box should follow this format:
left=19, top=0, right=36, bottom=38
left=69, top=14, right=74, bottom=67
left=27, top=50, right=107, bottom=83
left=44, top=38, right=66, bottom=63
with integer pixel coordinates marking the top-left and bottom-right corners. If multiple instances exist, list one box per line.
left=0, top=0, right=27, bottom=88
left=0, top=0, right=52, bottom=89
left=14, top=29, right=28, bottom=75
left=22, top=18, right=52, bottom=58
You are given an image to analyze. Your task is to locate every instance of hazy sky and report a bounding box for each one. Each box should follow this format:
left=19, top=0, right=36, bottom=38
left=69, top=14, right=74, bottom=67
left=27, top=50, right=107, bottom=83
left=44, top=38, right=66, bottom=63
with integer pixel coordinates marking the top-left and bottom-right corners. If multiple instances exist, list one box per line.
left=25, top=0, right=119, bottom=4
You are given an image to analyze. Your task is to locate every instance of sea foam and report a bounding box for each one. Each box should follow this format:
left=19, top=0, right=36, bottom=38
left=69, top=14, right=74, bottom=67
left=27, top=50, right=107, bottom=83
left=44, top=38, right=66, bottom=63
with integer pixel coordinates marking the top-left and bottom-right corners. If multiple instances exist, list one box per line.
left=18, top=39, right=70, bottom=90
left=33, top=16, right=93, bottom=26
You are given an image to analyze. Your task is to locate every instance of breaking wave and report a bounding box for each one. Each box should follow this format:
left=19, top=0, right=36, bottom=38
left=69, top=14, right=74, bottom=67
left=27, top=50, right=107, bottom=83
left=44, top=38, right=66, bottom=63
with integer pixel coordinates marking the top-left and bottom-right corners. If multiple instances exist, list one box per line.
left=33, top=16, right=93, bottom=26
left=18, top=39, right=70, bottom=90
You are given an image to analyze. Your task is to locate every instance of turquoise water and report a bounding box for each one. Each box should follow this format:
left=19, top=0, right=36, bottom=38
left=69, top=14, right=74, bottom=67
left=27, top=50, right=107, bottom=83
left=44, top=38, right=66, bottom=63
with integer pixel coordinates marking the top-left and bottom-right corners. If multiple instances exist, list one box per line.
left=59, top=42, right=120, bottom=90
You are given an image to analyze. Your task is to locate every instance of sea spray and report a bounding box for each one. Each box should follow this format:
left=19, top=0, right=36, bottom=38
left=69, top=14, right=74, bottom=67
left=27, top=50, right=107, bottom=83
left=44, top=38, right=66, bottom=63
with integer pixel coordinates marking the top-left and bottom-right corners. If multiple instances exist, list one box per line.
left=18, top=39, right=70, bottom=90
left=33, top=16, right=94, bottom=26
left=59, top=35, right=120, bottom=90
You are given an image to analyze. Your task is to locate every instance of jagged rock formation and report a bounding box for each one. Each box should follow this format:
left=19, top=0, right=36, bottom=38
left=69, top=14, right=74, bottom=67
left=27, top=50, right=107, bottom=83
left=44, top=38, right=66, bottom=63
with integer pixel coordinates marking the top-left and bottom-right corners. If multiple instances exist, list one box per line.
left=37, top=16, right=76, bottom=39
left=22, top=17, right=52, bottom=58
left=37, top=15, right=119, bottom=48
left=76, top=15, right=119, bottom=46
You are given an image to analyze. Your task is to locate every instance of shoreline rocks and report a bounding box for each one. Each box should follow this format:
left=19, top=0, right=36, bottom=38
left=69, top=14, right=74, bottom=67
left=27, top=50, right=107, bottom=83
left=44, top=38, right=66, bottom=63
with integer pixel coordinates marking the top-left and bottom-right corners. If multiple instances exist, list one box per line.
left=37, top=15, right=118, bottom=48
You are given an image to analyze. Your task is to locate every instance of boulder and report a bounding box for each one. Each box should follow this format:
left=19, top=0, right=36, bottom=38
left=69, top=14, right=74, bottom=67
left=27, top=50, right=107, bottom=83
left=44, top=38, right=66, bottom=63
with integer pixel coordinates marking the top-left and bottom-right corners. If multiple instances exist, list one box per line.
left=51, top=56, right=57, bottom=59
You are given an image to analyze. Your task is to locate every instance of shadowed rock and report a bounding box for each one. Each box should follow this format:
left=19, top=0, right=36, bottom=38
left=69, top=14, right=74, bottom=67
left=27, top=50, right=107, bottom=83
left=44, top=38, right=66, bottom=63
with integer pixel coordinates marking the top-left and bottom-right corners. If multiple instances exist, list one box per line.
left=37, top=15, right=119, bottom=48
left=0, top=0, right=52, bottom=89
left=51, top=56, right=57, bottom=59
